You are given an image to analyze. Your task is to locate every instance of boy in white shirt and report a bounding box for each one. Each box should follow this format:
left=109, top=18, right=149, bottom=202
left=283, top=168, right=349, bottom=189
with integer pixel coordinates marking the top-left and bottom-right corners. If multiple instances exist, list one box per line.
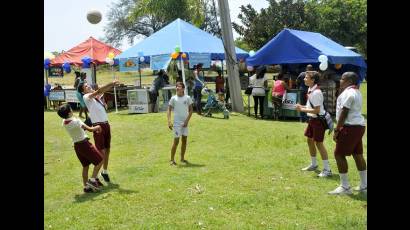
left=57, top=104, right=104, bottom=193
left=167, top=82, right=193, bottom=165
left=328, top=72, right=367, bottom=195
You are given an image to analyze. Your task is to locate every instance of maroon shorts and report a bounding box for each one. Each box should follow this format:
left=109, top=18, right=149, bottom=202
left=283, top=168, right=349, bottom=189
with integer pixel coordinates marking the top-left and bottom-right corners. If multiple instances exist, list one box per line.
left=334, top=125, right=366, bottom=156
left=74, top=139, right=103, bottom=167
left=93, top=122, right=111, bottom=151
left=304, top=118, right=326, bottom=142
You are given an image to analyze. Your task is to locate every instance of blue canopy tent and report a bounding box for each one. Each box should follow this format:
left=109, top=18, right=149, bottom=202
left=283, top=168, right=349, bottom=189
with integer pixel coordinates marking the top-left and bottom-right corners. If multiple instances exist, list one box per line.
left=246, top=28, right=367, bottom=81
left=117, top=18, right=249, bottom=61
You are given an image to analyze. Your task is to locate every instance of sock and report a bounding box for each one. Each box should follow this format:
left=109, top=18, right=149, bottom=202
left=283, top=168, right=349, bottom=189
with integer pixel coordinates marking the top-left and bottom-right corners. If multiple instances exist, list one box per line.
left=102, top=170, right=108, bottom=174
left=89, top=178, right=96, bottom=182
left=339, top=173, right=350, bottom=188
left=311, top=157, right=317, bottom=166
left=359, top=170, right=367, bottom=188
left=322, top=160, right=330, bottom=171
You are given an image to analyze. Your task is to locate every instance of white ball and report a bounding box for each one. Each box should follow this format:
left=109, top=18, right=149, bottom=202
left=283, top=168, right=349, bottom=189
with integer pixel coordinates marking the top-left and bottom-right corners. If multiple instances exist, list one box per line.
left=87, top=10, right=102, bottom=24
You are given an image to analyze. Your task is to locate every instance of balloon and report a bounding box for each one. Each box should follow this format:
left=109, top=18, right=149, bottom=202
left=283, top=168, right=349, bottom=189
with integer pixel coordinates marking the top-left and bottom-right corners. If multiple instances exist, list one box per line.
left=44, top=51, right=55, bottom=60
left=107, top=52, right=115, bottom=59
left=319, top=62, right=328, bottom=71
left=44, top=84, right=51, bottom=96
left=114, top=59, right=119, bottom=66
left=171, top=52, right=179, bottom=59
left=62, top=61, right=71, bottom=73
left=247, top=66, right=254, bottom=72
left=318, top=55, right=328, bottom=63
left=81, top=56, right=92, bottom=68
left=139, top=56, right=145, bottom=63
left=107, top=59, right=114, bottom=66
left=335, top=64, right=342, bottom=69
left=181, top=53, right=187, bottom=59
left=175, top=45, right=180, bottom=53
left=44, top=58, right=51, bottom=69
left=249, top=50, right=255, bottom=56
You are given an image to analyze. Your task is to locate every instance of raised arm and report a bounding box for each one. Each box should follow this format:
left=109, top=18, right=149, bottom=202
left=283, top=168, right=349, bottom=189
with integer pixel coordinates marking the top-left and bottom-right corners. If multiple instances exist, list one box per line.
left=89, top=80, right=120, bottom=98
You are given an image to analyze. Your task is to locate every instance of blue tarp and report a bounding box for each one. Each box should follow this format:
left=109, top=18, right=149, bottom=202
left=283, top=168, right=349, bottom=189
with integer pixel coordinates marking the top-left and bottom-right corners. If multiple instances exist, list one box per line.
left=116, top=18, right=249, bottom=62
left=246, top=28, right=367, bottom=80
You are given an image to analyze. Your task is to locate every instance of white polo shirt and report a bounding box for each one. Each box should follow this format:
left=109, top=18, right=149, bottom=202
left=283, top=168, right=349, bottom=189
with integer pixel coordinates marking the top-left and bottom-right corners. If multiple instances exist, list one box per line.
left=83, top=93, right=108, bottom=123
left=169, top=95, right=193, bottom=124
left=336, top=85, right=365, bottom=126
left=306, top=84, right=325, bottom=118
left=62, top=117, right=87, bottom=143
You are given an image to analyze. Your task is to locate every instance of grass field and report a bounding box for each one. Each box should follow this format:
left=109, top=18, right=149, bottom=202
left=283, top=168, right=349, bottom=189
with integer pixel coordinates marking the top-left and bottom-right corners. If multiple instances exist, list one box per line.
left=44, top=81, right=367, bottom=229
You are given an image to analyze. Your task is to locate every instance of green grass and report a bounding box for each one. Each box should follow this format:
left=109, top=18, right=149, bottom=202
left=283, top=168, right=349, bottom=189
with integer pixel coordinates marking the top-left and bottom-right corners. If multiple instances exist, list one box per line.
left=45, top=95, right=367, bottom=229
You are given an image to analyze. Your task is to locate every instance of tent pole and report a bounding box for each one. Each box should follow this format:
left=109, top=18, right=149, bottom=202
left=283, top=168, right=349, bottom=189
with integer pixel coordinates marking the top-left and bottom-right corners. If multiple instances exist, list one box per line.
left=180, top=57, right=187, bottom=95
left=112, top=65, right=118, bottom=113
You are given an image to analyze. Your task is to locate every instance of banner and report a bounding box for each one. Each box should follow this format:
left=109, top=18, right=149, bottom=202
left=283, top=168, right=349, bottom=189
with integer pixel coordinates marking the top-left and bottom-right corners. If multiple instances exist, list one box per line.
left=64, top=90, right=79, bottom=103
left=48, top=91, right=65, bottom=101
left=150, top=54, right=172, bottom=71
left=282, top=92, right=298, bottom=110
left=48, top=67, right=64, bottom=77
left=188, top=53, right=211, bottom=69
left=119, top=57, right=139, bottom=72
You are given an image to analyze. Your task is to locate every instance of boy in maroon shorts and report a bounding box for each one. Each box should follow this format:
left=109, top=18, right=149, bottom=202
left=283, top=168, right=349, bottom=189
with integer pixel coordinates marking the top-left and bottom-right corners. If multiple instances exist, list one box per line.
left=78, top=80, right=120, bottom=183
left=328, top=72, right=367, bottom=195
left=57, top=104, right=104, bottom=193
left=296, top=71, right=332, bottom=177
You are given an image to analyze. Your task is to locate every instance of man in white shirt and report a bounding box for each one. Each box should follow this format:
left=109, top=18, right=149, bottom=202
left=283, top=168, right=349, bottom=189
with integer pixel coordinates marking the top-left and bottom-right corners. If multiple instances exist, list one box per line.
left=296, top=71, right=332, bottom=177
left=167, top=82, right=193, bottom=165
left=78, top=80, right=120, bottom=183
left=328, top=72, right=367, bottom=195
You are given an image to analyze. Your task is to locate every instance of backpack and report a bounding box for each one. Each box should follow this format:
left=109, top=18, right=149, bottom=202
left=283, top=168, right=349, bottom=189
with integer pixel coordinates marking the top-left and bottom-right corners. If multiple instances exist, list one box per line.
left=308, top=90, right=334, bottom=134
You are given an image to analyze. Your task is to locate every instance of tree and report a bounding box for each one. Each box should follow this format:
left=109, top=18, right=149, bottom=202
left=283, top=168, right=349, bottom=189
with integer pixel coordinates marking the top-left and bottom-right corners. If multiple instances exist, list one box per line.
left=104, top=0, right=221, bottom=47
left=232, top=0, right=367, bottom=57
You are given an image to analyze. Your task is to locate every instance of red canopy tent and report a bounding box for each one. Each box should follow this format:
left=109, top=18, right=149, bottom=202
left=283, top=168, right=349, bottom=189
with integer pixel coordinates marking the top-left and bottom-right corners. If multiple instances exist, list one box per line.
left=51, top=36, right=121, bottom=66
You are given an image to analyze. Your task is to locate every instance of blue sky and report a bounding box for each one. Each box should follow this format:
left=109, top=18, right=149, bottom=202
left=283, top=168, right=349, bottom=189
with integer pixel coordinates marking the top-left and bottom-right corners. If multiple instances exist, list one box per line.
left=44, top=0, right=269, bottom=52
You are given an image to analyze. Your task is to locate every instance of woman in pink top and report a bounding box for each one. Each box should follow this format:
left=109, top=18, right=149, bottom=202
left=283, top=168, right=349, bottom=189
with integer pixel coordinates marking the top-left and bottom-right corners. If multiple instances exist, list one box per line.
left=271, top=73, right=289, bottom=119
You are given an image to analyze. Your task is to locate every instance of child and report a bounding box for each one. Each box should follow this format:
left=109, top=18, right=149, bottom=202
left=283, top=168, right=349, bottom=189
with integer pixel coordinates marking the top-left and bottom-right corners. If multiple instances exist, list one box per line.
left=57, top=104, right=104, bottom=193
left=167, top=82, right=193, bottom=165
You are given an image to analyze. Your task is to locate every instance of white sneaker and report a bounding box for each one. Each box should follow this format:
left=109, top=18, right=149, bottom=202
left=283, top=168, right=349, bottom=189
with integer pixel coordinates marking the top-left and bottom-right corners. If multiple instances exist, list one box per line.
left=328, top=185, right=353, bottom=195
left=301, top=164, right=318, bottom=171
left=318, top=169, right=332, bottom=177
left=353, top=185, right=367, bottom=192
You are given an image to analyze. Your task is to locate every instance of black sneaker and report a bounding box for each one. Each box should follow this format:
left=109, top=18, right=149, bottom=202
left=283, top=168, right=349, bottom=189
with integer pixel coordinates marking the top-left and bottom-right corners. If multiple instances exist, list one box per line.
left=95, top=178, right=104, bottom=187
left=86, top=179, right=101, bottom=190
left=101, top=172, right=110, bottom=183
left=83, top=187, right=95, bottom=193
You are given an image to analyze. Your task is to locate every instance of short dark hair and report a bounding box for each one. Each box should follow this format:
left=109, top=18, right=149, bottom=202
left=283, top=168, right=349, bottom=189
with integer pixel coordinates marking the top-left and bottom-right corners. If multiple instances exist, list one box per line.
left=256, top=65, right=267, bottom=79
left=176, top=82, right=185, bottom=89
left=57, top=104, right=72, bottom=119
left=306, top=64, right=313, bottom=71
left=80, top=72, right=86, bottom=79
left=77, top=81, right=86, bottom=94
left=306, top=71, right=320, bottom=84
left=342, top=72, right=359, bottom=85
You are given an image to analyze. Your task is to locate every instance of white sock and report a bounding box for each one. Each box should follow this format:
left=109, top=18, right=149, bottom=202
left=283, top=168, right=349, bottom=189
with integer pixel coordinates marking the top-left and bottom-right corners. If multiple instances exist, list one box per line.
left=102, top=170, right=108, bottom=174
left=322, top=160, right=330, bottom=171
left=89, top=178, right=96, bottom=182
left=359, top=170, right=367, bottom=188
left=339, top=173, right=350, bottom=188
left=311, top=157, right=317, bottom=166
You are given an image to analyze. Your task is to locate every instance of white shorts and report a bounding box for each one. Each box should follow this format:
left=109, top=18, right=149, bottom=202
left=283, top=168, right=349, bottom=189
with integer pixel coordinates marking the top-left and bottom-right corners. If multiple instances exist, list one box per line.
left=173, top=125, right=188, bottom=138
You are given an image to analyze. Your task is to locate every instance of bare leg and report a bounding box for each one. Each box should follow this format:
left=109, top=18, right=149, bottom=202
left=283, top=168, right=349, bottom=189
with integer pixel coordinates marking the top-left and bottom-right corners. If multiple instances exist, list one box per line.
left=335, top=154, right=348, bottom=173
left=171, top=138, right=179, bottom=162
left=181, top=136, right=187, bottom=161
left=82, top=166, right=89, bottom=186
left=352, top=154, right=367, bottom=171
left=307, top=138, right=317, bottom=157
left=315, top=142, right=329, bottom=160
left=91, top=161, right=103, bottom=179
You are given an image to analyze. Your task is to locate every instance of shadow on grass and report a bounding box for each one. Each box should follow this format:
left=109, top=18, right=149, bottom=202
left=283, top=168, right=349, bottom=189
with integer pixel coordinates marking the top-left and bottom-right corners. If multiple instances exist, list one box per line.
left=73, top=183, right=138, bottom=203
left=349, top=191, right=367, bottom=201
left=44, top=172, right=49, bottom=176
left=202, top=115, right=227, bottom=120
left=177, top=162, right=206, bottom=168
left=362, top=114, right=367, bottom=119
left=312, top=172, right=341, bottom=181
